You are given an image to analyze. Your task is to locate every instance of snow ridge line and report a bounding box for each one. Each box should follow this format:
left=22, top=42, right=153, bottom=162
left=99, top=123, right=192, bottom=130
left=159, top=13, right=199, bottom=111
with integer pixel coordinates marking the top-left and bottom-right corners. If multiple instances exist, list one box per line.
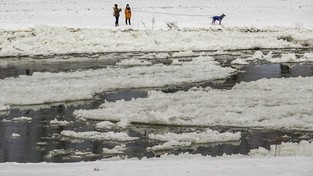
left=0, top=47, right=311, bottom=59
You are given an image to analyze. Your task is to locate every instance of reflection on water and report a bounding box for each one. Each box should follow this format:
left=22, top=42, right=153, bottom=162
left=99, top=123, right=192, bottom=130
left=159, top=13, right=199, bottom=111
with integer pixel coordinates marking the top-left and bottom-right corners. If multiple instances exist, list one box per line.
left=237, top=64, right=313, bottom=82
left=196, top=63, right=313, bottom=90
left=0, top=50, right=313, bottom=162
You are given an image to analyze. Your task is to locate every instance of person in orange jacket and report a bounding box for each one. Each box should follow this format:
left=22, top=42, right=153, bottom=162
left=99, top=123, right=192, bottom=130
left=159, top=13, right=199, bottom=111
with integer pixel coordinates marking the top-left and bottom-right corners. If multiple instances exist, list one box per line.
left=124, top=4, right=132, bottom=25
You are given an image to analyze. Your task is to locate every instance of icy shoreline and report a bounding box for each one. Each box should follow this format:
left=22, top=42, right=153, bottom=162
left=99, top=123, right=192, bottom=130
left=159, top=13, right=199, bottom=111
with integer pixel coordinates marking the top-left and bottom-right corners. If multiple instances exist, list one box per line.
left=0, top=26, right=312, bottom=57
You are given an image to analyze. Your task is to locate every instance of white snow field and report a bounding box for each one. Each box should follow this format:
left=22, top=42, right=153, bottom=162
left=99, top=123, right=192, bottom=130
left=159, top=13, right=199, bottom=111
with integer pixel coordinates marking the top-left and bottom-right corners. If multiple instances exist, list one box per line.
left=1, top=155, right=313, bottom=176
left=0, top=0, right=313, bottom=56
left=0, top=0, right=312, bottom=29
left=1, top=0, right=313, bottom=175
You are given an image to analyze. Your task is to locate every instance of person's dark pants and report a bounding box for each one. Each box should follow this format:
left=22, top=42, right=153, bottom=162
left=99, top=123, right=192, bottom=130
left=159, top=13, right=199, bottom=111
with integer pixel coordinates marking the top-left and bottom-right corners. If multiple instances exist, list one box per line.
left=115, top=16, right=119, bottom=26
left=126, top=18, right=131, bottom=25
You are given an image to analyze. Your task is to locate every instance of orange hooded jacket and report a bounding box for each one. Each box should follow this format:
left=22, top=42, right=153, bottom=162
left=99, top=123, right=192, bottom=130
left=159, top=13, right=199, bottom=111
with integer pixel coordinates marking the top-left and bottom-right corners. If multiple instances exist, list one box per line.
left=125, top=7, right=131, bottom=19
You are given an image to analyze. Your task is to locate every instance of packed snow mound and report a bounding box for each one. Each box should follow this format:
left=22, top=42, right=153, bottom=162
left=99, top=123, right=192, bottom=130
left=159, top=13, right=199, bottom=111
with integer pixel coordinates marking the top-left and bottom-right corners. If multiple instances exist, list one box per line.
left=75, top=76, right=313, bottom=131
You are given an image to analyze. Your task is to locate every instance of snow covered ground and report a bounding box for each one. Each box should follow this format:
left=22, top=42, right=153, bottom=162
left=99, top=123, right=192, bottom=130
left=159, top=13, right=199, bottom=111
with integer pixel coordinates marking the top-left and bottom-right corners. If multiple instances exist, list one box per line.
left=0, top=0, right=313, bottom=56
left=1, top=0, right=313, bottom=175
left=1, top=26, right=313, bottom=56
left=1, top=156, right=313, bottom=176
left=0, top=0, right=312, bottom=29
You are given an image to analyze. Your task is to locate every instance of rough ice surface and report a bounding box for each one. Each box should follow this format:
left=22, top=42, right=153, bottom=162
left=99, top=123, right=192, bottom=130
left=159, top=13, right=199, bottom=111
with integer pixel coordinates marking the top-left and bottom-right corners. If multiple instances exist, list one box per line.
left=1, top=27, right=312, bottom=57
left=249, top=140, right=313, bottom=157
left=0, top=56, right=235, bottom=108
left=148, top=129, right=241, bottom=143
left=102, top=145, right=127, bottom=155
left=147, top=129, right=241, bottom=151
left=116, top=58, right=152, bottom=66
left=233, top=51, right=313, bottom=64
left=147, top=141, right=192, bottom=151
left=75, top=76, right=313, bottom=131
left=61, top=130, right=138, bottom=142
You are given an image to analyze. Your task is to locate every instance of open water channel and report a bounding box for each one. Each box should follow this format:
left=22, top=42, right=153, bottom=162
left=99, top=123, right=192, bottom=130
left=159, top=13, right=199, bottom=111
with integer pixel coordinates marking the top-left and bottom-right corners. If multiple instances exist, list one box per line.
left=0, top=49, right=313, bottom=162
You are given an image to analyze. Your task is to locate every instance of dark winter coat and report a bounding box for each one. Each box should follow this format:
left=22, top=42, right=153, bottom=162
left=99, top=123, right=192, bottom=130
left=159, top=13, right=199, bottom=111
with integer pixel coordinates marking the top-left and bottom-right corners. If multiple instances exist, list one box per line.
left=113, top=7, right=121, bottom=17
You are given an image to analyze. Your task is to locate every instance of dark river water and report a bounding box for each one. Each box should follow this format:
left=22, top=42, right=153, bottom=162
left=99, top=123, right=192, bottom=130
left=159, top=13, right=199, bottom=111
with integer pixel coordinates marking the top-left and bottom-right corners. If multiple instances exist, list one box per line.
left=0, top=49, right=313, bottom=163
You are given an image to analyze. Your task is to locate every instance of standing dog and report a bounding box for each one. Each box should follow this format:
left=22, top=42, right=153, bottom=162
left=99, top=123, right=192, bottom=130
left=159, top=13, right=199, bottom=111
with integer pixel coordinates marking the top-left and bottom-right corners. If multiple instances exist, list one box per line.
left=212, top=14, right=226, bottom=25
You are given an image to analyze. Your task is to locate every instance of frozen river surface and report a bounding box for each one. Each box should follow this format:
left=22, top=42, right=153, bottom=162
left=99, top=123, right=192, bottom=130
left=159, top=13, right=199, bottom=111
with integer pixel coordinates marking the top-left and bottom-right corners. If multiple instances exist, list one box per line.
left=0, top=49, right=313, bottom=162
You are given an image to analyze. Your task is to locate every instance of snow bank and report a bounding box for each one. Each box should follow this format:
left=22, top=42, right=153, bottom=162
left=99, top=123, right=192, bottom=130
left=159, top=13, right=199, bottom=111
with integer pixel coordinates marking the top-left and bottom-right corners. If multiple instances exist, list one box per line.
left=1, top=26, right=312, bottom=57
left=75, top=76, right=313, bottom=131
left=0, top=56, right=235, bottom=108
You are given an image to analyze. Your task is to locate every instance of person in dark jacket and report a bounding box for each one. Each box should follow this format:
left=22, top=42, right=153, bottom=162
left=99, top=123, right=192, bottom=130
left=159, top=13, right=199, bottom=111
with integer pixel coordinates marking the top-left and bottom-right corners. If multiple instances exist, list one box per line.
left=124, top=4, right=132, bottom=25
left=113, top=4, right=122, bottom=26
